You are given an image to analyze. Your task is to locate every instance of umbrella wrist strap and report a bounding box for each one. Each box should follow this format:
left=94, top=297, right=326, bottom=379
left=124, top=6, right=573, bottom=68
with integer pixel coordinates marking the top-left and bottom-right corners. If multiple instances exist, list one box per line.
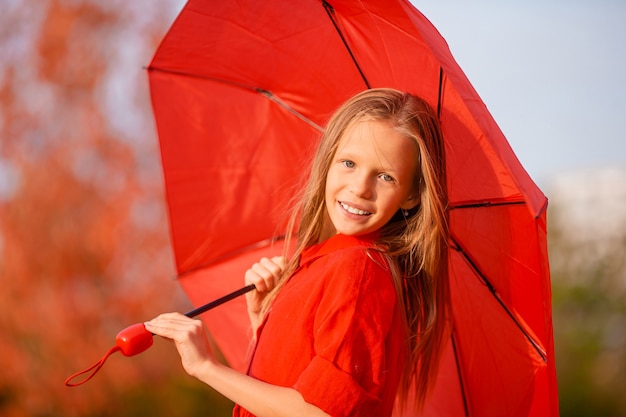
left=64, top=345, right=121, bottom=387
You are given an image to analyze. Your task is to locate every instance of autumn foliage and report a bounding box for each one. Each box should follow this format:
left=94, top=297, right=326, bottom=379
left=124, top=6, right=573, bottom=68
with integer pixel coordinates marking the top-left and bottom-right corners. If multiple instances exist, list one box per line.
left=0, top=1, right=231, bottom=416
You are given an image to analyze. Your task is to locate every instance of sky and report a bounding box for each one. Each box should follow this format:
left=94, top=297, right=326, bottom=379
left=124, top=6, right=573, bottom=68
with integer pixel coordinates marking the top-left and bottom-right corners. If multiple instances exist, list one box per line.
left=415, top=1, right=626, bottom=188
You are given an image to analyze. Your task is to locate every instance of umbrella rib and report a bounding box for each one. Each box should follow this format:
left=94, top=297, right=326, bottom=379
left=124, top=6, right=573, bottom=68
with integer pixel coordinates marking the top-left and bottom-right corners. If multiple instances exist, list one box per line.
left=451, top=331, right=471, bottom=417
left=449, top=200, right=526, bottom=210
left=322, top=1, right=371, bottom=89
left=450, top=236, right=548, bottom=363
left=147, top=67, right=323, bottom=132
left=255, top=88, right=324, bottom=132
left=437, top=67, right=444, bottom=118
left=176, top=235, right=288, bottom=279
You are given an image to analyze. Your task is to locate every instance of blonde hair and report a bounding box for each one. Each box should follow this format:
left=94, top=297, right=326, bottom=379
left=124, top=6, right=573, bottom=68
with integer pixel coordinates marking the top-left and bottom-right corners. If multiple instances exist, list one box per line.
left=266, top=88, right=449, bottom=410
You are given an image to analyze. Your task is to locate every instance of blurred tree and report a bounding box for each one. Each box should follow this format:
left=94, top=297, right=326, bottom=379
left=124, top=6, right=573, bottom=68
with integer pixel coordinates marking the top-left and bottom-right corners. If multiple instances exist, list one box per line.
left=549, top=201, right=626, bottom=417
left=0, top=0, right=233, bottom=416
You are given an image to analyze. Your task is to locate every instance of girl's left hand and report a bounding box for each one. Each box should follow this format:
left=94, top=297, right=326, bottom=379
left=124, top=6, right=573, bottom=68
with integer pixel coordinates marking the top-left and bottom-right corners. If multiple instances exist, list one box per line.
left=144, top=313, right=215, bottom=378
left=244, top=256, right=286, bottom=330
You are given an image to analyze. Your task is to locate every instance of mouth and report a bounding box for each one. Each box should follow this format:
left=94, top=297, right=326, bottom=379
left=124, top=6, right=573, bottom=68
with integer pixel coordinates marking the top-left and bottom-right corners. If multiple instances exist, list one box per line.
left=339, top=201, right=372, bottom=216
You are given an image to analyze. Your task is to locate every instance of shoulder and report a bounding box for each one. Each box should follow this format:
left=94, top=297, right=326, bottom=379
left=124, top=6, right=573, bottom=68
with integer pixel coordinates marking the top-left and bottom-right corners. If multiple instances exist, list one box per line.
left=297, top=234, right=396, bottom=299
left=317, top=246, right=395, bottom=303
left=324, top=244, right=389, bottom=276
left=302, top=233, right=389, bottom=272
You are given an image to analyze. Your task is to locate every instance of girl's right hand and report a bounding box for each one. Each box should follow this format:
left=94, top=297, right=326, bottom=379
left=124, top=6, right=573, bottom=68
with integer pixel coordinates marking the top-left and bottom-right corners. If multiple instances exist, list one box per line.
left=244, top=256, right=286, bottom=329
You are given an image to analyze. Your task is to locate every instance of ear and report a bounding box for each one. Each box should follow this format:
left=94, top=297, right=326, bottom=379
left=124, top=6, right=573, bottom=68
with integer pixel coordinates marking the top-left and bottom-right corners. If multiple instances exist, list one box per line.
left=401, top=194, right=420, bottom=211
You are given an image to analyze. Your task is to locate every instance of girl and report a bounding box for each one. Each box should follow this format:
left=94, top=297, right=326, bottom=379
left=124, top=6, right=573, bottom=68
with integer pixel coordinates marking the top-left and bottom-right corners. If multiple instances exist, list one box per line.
left=145, top=88, right=449, bottom=417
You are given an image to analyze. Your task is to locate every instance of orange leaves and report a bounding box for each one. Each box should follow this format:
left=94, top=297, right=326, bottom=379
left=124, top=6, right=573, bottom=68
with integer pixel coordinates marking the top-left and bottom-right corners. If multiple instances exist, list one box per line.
left=0, top=1, right=214, bottom=416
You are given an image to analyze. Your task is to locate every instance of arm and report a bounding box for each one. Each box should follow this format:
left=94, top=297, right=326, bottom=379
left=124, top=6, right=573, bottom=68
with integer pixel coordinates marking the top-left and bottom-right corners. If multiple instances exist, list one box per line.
left=144, top=313, right=329, bottom=417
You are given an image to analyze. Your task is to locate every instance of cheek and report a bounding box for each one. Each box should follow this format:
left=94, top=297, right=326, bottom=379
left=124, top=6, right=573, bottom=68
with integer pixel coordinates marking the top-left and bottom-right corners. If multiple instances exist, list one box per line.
left=324, top=178, right=332, bottom=201
left=380, top=190, right=406, bottom=213
left=324, top=169, right=339, bottom=195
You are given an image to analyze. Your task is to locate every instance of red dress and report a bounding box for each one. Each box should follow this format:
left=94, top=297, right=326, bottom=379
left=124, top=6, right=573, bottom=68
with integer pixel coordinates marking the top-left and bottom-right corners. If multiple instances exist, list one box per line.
left=233, top=233, right=406, bottom=417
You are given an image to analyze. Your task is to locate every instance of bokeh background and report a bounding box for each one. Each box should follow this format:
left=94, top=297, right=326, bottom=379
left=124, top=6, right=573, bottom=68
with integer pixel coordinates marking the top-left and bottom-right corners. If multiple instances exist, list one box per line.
left=1, top=1, right=624, bottom=416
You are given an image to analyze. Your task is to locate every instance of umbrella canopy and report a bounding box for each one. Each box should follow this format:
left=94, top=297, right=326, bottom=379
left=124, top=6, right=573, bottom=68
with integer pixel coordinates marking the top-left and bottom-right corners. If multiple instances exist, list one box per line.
left=147, top=1, right=558, bottom=416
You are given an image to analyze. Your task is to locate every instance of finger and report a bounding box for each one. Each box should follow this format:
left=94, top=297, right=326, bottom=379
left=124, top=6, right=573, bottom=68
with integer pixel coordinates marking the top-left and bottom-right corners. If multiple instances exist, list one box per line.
left=245, top=258, right=276, bottom=292
left=144, top=313, right=197, bottom=337
left=148, top=312, right=190, bottom=325
left=270, top=256, right=287, bottom=269
left=244, top=266, right=269, bottom=292
left=259, top=256, right=284, bottom=276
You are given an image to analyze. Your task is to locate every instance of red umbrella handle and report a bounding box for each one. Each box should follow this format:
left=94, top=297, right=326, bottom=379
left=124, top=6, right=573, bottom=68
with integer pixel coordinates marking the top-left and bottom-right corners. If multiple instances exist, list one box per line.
left=64, top=284, right=256, bottom=387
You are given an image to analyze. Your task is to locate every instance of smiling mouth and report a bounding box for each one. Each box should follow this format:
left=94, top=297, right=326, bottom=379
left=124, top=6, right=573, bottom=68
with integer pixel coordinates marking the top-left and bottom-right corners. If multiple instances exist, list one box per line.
left=339, top=201, right=371, bottom=216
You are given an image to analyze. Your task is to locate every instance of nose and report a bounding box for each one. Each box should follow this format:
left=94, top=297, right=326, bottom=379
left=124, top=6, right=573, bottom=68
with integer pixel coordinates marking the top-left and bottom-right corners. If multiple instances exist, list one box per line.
left=350, top=173, right=373, bottom=200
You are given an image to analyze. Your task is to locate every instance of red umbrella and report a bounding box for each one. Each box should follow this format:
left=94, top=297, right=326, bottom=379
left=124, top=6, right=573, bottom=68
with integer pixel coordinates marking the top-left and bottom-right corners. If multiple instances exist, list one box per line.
left=147, top=1, right=558, bottom=416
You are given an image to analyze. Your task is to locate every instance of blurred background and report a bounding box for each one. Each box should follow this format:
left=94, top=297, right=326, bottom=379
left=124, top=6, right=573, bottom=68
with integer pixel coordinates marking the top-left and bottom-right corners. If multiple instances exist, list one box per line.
left=0, top=0, right=624, bottom=416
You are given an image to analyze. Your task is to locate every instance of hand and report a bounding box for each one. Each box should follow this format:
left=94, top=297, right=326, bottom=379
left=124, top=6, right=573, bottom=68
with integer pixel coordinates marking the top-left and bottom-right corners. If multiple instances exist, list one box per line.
left=244, top=256, right=286, bottom=326
left=144, top=313, right=215, bottom=378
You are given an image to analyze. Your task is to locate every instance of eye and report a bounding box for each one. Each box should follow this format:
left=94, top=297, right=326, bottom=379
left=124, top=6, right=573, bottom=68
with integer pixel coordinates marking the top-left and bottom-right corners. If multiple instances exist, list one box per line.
left=379, top=173, right=395, bottom=182
left=341, top=160, right=355, bottom=168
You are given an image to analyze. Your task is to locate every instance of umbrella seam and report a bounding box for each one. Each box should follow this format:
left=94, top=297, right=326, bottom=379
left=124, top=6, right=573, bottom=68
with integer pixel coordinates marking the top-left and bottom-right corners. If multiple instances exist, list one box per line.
left=322, top=0, right=371, bottom=89
left=146, top=66, right=324, bottom=132
left=449, top=200, right=526, bottom=210
left=450, top=236, right=548, bottom=363
left=450, top=332, right=471, bottom=417
left=175, top=235, right=288, bottom=279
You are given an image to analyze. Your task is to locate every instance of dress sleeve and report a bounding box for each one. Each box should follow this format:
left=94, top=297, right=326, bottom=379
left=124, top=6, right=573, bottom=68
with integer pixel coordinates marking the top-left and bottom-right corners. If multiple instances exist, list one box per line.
left=293, top=248, right=401, bottom=417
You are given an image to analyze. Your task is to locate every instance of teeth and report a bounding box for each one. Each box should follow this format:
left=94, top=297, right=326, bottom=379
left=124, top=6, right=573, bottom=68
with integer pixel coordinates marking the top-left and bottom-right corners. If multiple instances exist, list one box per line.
left=340, top=202, right=371, bottom=215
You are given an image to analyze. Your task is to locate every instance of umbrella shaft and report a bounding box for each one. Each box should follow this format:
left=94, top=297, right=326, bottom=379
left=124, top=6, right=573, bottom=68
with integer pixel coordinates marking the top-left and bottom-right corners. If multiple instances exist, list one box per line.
left=184, top=284, right=256, bottom=318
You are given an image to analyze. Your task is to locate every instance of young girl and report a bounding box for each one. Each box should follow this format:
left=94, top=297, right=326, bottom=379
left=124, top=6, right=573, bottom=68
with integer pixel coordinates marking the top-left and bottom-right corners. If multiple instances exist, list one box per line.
left=145, top=88, right=449, bottom=417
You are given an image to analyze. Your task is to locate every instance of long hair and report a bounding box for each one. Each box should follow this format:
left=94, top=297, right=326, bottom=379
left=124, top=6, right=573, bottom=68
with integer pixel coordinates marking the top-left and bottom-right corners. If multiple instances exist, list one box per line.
left=264, top=88, right=449, bottom=410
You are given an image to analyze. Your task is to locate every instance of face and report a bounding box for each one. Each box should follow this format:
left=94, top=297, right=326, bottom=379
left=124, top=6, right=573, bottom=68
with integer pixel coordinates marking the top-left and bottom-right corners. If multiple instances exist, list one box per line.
left=323, top=118, right=420, bottom=238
